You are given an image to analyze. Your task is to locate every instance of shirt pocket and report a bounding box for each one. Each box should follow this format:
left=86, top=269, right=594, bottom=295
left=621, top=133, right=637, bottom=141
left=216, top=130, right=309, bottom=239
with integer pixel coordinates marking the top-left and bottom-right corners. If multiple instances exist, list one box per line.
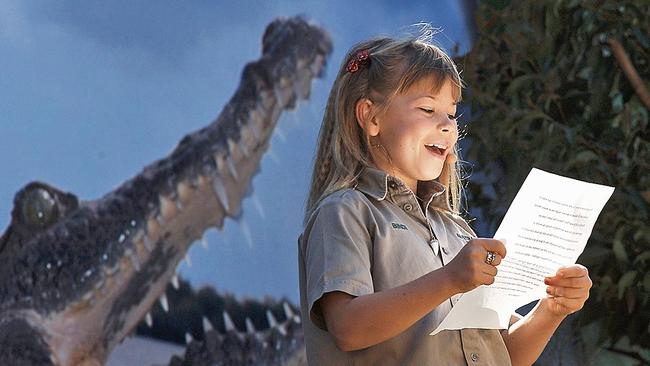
left=372, top=223, right=438, bottom=290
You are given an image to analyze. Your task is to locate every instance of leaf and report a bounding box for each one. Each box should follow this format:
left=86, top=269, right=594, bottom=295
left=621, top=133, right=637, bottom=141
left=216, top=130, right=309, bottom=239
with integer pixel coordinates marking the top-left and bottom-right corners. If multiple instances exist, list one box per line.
left=644, top=272, right=650, bottom=293
left=618, top=271, right=637, bottom=299
left=611, top=93, right=624, bottom=113
left=567, top=150, right=600, bottom=169
left=505, top=74, right=539, bottom=97
left=577, top=66, right=592, bottom=80
left=634, top=250, right=650, bottom=265
left=564, top=127, right=575, bottom=145
left=612, top=227, right=629, bottom=263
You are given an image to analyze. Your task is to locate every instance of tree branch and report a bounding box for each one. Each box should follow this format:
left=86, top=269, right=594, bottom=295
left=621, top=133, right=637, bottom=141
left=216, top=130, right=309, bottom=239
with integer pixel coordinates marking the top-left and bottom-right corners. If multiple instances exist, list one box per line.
left=606, top=35, right=650, bottom=110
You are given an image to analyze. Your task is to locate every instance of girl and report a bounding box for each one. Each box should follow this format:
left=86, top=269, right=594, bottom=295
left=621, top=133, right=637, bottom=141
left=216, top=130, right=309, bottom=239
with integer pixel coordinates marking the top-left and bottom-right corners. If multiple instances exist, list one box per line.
left=298, top=32, right=592, bottom=365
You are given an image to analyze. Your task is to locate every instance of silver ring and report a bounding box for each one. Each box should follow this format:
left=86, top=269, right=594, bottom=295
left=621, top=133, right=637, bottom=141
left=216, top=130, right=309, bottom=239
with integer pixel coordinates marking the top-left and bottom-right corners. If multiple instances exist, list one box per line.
left=485, top=251, right=497, bottom=265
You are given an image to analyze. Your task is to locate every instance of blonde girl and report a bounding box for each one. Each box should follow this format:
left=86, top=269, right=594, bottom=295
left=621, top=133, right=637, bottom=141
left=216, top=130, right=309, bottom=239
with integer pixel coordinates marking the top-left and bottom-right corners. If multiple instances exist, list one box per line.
left=298, top=30, right=592, bottom=365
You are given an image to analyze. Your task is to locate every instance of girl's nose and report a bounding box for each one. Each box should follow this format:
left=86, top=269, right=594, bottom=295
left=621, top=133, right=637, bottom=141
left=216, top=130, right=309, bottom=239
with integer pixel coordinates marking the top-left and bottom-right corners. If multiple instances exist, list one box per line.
left=439, top=116, right=456, bottom=133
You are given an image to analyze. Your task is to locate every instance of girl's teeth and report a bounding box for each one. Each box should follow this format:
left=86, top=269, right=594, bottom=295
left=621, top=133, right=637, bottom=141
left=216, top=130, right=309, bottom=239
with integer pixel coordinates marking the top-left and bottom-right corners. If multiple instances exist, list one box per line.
left=425, top=145, right=444, bottom=155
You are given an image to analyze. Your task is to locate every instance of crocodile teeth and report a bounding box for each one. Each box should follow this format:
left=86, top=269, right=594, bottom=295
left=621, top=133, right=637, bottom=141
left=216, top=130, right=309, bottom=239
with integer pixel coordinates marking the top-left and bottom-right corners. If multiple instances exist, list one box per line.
left=274, top=125, right=287, bottom=142
left=81, top=291, right=94, bottom=302
left=170, top=274, right=179, bottom=290
left=223, top=310, right=236, bottom=332
left=185, top=332, right=193, bottom=345
left=283, top=302, right=294, bottom=320
left=155, top=213, right=165, bottom=226
left=225, top=155, right=239, bottom=181
left=245, top=119, right=261, bottom=141
left=211, top=176, right=230, bottom=214
left=310, top=54, right=324, bottom=75
left=174, top=196, right=184, bottom=211
left=176, top=180, right=193, bottom=204
left=145, top=312, right=153, bottom=327
left=245, top=317, right=256, bottom=333
left=159, top=195, right=177, bottom=221
left=200, top=235, right=209, bottom=249
left=228, top=137, right=249, bottom=160
left=294, top=66, right=313, bottom=99
left=202, top=316, right=214, bottom=333
left=159, top=293, right=169, bottom=313
left=266, top=310, right=277, bottom=328
left=251, top=193, right=265, bottom=219
left=266, top=310, right=286, bottom=336
left=240, top=220, right=253, bottom=248
left=274, top=84, right=293, bottom=108
left=126, top=248, right=141, bottom=272
left=146, top=217, right=161, bottom=243
left=142, top=234, right=154, bottom=252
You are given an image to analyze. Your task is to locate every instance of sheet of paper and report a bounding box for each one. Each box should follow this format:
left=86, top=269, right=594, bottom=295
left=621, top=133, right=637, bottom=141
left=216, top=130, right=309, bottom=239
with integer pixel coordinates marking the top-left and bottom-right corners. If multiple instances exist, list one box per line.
left=430, top=167, right=614, bottom=336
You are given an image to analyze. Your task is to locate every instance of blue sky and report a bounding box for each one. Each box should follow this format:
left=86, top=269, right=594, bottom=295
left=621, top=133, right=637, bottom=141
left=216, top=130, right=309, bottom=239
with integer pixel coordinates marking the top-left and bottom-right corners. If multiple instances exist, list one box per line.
left=0, top=0, right=471, bottom=304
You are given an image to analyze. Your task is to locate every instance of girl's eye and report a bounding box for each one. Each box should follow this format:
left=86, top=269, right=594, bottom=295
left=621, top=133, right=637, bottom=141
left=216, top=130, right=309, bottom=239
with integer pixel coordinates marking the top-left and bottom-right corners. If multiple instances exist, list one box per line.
left=448, top=112, right=463, bottom=121
left=420, top=108, right=462, bottom=121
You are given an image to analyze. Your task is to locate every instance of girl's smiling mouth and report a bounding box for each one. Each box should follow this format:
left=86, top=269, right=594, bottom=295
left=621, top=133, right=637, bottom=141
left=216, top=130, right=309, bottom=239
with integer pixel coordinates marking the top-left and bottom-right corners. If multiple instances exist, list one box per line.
left=424, top=143, right=447, bottom=158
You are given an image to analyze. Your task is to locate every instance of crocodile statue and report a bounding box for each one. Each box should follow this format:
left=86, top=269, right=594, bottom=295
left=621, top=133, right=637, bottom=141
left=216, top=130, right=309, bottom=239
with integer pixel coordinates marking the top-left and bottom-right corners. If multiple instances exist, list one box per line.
left=138, top=276, right=306, bottom=365
left=0, top=16, right=332, bottom=366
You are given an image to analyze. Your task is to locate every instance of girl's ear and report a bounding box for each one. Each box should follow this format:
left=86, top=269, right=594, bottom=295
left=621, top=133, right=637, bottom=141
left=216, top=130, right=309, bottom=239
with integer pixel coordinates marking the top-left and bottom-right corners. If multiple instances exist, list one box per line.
left=355, top=97, right=380, bottom=137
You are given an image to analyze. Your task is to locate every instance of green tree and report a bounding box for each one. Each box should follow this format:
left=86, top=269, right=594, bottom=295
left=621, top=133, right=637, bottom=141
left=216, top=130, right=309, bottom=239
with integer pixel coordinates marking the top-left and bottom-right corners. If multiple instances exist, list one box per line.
left=462, top=0, right=649, bottom=364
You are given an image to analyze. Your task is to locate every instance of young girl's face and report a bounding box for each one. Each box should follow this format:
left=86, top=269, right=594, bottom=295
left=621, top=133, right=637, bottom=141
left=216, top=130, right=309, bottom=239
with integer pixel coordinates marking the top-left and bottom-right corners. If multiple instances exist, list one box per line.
left=370, top=76, right=458, bottom=193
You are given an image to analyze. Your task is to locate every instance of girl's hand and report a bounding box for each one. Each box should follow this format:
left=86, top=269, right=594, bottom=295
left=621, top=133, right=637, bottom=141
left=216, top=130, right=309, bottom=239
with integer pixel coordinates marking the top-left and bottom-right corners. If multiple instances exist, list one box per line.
left=443, top=238, right=507, bottom=294
left=541, top=264, right=592, bottom=317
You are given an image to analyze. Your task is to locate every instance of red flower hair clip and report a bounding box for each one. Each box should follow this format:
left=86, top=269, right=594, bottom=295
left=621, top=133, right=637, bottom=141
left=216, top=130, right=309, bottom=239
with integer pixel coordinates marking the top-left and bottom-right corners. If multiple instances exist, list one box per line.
left=346, top=49, right=370, bottom=73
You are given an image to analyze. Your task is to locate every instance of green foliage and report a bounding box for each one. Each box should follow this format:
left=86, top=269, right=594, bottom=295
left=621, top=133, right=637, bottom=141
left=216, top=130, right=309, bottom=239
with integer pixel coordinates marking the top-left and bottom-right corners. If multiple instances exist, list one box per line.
left=463, top=0, right=650, bottom=355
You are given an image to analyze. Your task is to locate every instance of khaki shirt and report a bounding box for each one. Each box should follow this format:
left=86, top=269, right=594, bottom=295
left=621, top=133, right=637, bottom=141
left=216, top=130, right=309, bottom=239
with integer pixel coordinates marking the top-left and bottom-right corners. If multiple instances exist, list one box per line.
left=298, top=166, right=512, bottom=365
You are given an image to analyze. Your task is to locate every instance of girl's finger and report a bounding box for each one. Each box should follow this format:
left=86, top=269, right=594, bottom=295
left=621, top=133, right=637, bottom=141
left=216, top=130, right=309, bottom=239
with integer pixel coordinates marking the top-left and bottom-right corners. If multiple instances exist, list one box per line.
left=481, top=272, right=496, bottom=286
left=485, top=253, right=502, bottom=267
left=482, top=263, right=497, bottom=277
left=546, top=286, right=590, bottom=299
left=550, top=295, right=584, bottom=311
left=477, top=238, right=507, bottom=260
left=556, top=264, right=588, bottom=278
left=544, top=276, right=591, bottom=289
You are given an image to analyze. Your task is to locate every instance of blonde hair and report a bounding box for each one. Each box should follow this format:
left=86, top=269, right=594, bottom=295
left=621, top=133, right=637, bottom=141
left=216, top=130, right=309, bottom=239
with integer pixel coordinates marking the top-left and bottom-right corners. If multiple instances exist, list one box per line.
left=303, top=31, right=466, bottom=226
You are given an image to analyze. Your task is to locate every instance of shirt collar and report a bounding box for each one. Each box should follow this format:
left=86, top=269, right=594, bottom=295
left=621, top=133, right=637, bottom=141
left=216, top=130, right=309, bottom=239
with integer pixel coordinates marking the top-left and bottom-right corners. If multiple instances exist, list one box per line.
left=354, top=165, right=446, bottom=206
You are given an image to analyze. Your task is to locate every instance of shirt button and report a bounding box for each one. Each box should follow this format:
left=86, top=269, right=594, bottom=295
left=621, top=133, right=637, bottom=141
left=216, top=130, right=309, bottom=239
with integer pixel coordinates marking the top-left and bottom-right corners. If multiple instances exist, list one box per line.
left=471, top=353, right=479, bottom=362
left=402, top=203, right=413, bottom=212
left=389, top=182, right=397, bottom=189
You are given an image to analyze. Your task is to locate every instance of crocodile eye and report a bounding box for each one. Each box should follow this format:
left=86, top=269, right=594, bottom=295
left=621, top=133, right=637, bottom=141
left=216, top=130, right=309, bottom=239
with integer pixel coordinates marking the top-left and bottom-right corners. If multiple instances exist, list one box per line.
left=21, top=188, right=59, bottom=228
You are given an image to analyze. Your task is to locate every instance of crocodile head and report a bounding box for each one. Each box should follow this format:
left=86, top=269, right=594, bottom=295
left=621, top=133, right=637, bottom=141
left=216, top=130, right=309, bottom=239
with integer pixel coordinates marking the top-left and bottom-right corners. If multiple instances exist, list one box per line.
left=0, top=16, right=331, bottom=366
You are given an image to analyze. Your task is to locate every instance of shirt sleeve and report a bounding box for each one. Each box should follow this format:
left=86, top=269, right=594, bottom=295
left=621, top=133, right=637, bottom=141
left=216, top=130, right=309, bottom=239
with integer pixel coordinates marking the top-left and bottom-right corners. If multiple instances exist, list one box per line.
left=303, top=195, right=374, bottom=331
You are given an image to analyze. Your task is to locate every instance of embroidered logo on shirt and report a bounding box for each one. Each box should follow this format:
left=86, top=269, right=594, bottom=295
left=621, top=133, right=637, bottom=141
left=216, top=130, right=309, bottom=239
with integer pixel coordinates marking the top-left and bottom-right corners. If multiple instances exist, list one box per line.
left=456, top=233, right=472, bottom=241
left=391, top=222, right=408, bottom=230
